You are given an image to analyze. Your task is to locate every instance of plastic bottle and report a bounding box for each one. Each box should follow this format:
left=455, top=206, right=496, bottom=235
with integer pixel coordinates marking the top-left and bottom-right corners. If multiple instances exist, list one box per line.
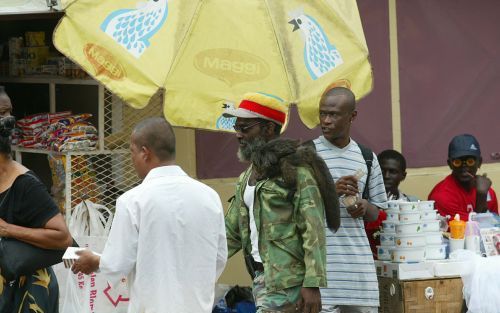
left=449, top=214, right=466, bottom=239
left=465, top=212, right=481, bottom=254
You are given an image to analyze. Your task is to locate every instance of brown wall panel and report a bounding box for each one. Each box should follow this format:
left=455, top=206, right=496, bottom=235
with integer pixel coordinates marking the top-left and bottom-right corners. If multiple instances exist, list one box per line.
left=398, top=0, right=500, bottom=167
left=352, top=0, right=392, bottom=152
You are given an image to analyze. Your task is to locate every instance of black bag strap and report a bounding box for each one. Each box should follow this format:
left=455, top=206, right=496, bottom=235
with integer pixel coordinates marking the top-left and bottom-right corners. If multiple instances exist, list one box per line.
left=0, top=181, right=14, bottom=224
left=0, top=188, right=11, bottom=220
left=358, top=143, right=373, bottom=200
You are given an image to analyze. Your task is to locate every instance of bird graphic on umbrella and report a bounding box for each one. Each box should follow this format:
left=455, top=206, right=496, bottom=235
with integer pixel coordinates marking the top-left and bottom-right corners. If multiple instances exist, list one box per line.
left=289, top=11, right=344, bottom=80
left=100, top=0, right=169, bottom=58
left=216, top=103, right=236, bottom=130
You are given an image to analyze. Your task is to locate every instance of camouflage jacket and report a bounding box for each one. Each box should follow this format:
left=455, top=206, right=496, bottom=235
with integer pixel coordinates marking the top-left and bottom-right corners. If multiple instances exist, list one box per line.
left=225, top=165, right=327, bottom=291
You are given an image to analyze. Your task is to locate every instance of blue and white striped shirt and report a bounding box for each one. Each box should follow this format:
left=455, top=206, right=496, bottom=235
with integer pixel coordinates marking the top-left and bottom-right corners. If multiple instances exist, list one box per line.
left=314, top=136, right=387, bottom=307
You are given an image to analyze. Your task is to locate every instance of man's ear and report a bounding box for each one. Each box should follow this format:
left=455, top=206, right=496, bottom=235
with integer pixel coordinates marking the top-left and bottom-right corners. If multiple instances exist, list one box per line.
left=402, top=171, right=407, bottom=181
left=263, top=121, right=275, bottom=138
left=350, top=110, right=358, bottom=122
left=141, top=146, right=151, bottom=161
left=477, top=156, right=483, bottom=168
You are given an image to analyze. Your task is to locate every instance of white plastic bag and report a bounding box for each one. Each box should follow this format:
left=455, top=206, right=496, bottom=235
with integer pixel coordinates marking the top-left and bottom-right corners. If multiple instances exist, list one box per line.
left=60, top=236, right=130, bottom=313
left=60, top=261, right=130, bottom=313
left=58, top=201, right=129, bottom=312
left=452, top=250, right=500, bottom=313
left=68, top=200, right=113, bottom=237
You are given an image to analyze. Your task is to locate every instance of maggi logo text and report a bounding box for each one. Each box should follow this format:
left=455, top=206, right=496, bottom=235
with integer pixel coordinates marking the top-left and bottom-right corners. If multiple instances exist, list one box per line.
left=194, top=49, right=269, bottom=86
left=84, top=44, right=126, bottom=80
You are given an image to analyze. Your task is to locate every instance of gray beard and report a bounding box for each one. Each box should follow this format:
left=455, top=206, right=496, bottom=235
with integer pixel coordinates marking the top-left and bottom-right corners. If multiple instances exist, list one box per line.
left=237, top=136, right=267, bottom=162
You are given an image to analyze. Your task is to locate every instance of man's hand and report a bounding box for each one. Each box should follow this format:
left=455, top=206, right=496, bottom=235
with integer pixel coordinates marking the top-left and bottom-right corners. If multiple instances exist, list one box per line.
left=346, top=199, right=380, bottom=222
left=335, top=175, right=359, bottom=197
left=346, top=199, right=368, bottom=219
left=296, top=287, right=321, bottom=313
left=71, top=250, right=100, bottom=275
left=475, top=173, right=492, bottom=195
left=474, top=173, right=492, bottom=213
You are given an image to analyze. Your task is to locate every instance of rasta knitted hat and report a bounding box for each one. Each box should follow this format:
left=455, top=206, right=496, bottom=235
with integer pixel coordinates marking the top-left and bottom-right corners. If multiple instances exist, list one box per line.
left=223, top=92, right=288, bottom=125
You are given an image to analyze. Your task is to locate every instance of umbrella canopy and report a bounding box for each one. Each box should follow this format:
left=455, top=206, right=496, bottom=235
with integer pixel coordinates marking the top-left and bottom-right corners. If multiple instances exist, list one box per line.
left=54, top=0, right=372, bottom=131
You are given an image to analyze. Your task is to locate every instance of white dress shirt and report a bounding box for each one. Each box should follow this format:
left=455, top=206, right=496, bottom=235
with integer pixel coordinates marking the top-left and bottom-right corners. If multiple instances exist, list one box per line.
left=99, top=166, right=227, bottom=313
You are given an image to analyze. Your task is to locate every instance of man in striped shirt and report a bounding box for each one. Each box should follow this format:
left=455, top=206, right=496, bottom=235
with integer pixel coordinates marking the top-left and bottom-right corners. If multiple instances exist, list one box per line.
left=313, top=87, right=387, bottom=313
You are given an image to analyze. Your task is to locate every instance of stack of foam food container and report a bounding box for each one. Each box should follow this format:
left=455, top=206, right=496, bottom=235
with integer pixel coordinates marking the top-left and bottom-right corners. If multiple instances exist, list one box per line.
left=377, top=200, right=399, bottom=261
left=377, top=200, right=446, bottom=263
left=419, top=200, right=447, bottom=260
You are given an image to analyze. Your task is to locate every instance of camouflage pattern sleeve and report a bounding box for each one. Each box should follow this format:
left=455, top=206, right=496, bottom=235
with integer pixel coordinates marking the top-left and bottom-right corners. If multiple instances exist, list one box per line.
left=294, top=167, right=327, bottom=287
left=225, top=175, right=244, bottom=258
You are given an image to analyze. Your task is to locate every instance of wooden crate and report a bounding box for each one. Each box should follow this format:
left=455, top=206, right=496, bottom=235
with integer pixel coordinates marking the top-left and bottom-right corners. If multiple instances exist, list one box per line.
left=379, top=277, right=465, bottom=313
left=379, top=276, right=404, bottom=313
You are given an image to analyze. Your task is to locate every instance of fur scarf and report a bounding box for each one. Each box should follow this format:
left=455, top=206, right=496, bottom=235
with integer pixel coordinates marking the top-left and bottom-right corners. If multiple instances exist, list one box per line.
left=251, top=138, right=340, bottom=232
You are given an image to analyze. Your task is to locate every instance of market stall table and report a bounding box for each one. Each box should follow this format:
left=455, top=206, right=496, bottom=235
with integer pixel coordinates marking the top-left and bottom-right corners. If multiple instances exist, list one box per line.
left=376, top=260, right=467, bottom=313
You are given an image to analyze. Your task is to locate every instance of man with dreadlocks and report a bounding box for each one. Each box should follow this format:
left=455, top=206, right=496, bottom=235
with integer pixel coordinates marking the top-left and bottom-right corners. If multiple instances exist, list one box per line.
left=223, top=92, right=339, bottom=313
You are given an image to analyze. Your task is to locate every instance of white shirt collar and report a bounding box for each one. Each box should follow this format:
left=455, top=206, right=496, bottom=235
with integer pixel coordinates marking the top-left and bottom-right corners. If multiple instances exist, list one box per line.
left=143, top=165, right=187, bottom=183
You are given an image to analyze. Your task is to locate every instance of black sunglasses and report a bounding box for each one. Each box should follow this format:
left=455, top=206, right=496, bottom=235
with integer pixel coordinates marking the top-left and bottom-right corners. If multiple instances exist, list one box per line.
left=233, top=121, right=263, bottom=133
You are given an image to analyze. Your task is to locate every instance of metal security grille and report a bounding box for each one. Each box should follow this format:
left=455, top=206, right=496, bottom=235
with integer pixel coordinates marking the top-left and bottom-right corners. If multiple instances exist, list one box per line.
left=103, top=89, right=164, bottom=150
left=65, top=88, right=164, bottom=214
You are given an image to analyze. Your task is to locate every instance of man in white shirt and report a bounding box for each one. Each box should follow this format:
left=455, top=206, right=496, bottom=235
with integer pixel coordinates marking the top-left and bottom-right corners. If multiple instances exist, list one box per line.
left=73, top=117, right=227, bottom=313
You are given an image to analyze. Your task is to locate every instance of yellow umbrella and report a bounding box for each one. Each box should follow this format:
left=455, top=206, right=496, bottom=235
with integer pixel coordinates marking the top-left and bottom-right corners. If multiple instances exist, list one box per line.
left=54, top=0, right=372, bottom=131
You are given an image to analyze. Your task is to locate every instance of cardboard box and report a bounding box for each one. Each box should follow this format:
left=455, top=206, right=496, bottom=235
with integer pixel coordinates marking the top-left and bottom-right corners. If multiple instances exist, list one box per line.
left=25, top=46, right=49, bottom=72
left=375, top=260, right=435, bottom=280
left=62, top=246, right=101, bottom=268
left=25, top=32, right=46, bottom=47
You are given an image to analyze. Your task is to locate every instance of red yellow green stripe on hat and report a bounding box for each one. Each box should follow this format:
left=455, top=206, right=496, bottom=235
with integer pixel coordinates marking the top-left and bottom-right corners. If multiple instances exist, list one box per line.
left=223, top=92, right=289, bottom=125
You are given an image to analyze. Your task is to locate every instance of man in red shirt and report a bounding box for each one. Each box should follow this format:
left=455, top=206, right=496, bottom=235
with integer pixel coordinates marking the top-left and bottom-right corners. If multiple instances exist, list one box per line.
left=428, top=134, right=498, bottom=221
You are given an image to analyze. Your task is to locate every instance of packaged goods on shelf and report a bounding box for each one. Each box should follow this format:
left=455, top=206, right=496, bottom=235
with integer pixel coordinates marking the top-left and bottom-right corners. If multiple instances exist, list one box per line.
left=2, top=33, right=88, bottom=78
left=46, top=56, right=88, bottom=79
left=10, top=58, right=27, bottom=76
left=25, top=46, right=49, bottom=73
left=71, top=155, right=101, bottom=205
left=48, top=154, right=102, bottom=212
left=48, top=154, right=66, bottom=212
left=16, top=111, right=98, bottom=151
left=25, top=32, right=46, bottom=47
left=40, top=64, right=58, bottom=75
left=8, top=37, right=24, bottom=76
left=8, top=37, right=23, bottom=59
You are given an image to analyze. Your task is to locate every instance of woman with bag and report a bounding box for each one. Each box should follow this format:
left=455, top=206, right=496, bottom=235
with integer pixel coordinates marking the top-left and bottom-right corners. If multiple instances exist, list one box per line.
left=0, top=88, right=73, bottom=313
